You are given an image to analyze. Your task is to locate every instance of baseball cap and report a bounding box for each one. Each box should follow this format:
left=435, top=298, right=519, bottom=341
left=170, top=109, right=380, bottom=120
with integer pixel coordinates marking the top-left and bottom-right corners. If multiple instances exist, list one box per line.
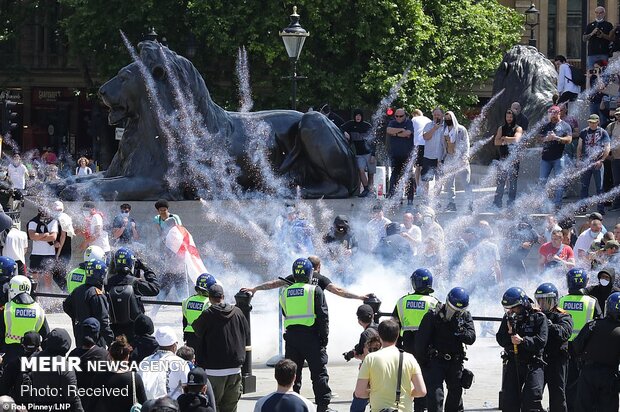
left=21, top=331, right=42, bottom=350
left=82, top=201, right=95, bottom=210
left=372, top=203, right=383, bottom=212
left=604, top=240, right=620, bottom=250
left=208, top=284, right=224, bottom=298
left=155, top=326, right=179, bottom=347
left=52, top=201, right=64, bottom=212
left=548, top=105, right=561, bottom=113
left=614, top=108, right=620, bottom=116
left=356, top=304, right=374, bottom=319
left=588, top=114, right=600, bottom=122
left=186, top=367, right=208, bottom=386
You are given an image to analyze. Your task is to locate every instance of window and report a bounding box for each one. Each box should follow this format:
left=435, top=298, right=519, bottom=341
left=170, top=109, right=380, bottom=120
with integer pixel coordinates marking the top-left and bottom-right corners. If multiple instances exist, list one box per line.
left=548, top=0, right=557, bottom=57
left=566, top=0, right=583, bottom=59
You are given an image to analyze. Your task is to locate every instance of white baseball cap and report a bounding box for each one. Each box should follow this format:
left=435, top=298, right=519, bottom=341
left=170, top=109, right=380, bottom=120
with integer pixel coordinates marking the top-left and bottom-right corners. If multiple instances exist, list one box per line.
left=155, top=326, right=178, bottom=347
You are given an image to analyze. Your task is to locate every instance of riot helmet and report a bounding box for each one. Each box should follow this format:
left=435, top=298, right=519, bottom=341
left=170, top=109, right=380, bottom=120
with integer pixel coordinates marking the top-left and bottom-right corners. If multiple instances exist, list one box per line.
left=195, top=273, right=217, bottom=295
left=534, top=282, right=559, bottom=313
left=411, top=268, right=434, bottom=293
left=9, top=275, right=31, bottom=300
left=292, top=258, right=313, bottom=283
left=85, top=259, right=107, bottom=287
left=566, top=268, right=588, bottom=293
left=445, top=287, right=469, bottom=321
left=83, top=245, right=105, bottom=262
left=114, top=247, right=136, bottom=273
left=604, top=292, right=620, bottom=321
left=0, top=256, right=18, bottom=283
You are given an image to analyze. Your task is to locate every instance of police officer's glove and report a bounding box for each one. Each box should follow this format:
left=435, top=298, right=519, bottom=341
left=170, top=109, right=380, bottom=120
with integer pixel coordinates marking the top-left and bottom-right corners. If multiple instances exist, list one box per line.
left=319, top=337, right=328, bottom=348
left=546, top=317, right=553, bottom=327
left=343, top=350, right=355, bottom=362
left=135, top=259, right=146, bottom=272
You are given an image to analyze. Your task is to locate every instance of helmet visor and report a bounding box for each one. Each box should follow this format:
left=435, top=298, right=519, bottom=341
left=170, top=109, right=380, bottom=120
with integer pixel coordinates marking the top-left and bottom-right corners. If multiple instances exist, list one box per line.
left=535, top=294, right=557, bottom=312
left=445, top=299, right=466, bottom=320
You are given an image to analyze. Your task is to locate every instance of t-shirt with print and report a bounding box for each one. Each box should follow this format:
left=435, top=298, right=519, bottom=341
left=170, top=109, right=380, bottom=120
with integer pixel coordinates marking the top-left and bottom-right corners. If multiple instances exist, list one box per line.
left=579, top=126, right=610, bottom=160
left=28, top=219, right=59, bottom=256
left=538, top=242, right=574, bottom=266
left=541, top=120, right=573, bottom=161
left=585, top=20, right=614, bottom=55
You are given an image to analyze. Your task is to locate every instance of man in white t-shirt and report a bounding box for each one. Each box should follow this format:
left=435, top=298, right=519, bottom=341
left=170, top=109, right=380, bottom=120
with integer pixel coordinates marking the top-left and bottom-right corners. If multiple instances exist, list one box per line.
left=400, top=212, right=422, bottom=256
left=3, top=223, right=28, bottom=276
left=573, top=217, right=605, bottom=264
left=81, top=202, right=110, bottom=260
left=27, top=208, right=58, bottom=274
left=411, top=109, right=432, bottom=193
left=366, top=203, right=391, bottom=251
left=7, top=153, right=29, bottom=191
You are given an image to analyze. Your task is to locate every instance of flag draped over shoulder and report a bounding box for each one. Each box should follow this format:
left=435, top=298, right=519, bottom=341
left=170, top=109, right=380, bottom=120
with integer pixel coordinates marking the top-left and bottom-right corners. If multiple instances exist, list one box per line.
left=165, top=225, right=206, bottom=284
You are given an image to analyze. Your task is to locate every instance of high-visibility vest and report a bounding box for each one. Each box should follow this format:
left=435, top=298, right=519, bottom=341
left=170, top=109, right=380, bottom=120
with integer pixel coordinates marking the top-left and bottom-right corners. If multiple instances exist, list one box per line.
left=182, top=294, right=209, bottom=332
left=396, top=294, right=439, bottom=335
left=66, top=266, right=87, bottom=294
left=4, top=301, right=45, bottom=344
left=279, top=283, right=316, bottom=328
left=559, top=294, right=596, bottom=341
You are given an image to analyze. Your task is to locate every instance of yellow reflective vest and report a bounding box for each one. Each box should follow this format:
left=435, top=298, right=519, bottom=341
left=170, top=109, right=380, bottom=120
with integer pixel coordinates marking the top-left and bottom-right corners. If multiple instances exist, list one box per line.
left=558, top=294, right=596, bottom=341
left=396, top=294, right=439, bottom=335
left=4, top=301, right=45, bottom=344
left=280, top=283, right=316, bottom=328
left=182, top=294, right=210, bottom=333
left=66, top=265, right=87, bottom=294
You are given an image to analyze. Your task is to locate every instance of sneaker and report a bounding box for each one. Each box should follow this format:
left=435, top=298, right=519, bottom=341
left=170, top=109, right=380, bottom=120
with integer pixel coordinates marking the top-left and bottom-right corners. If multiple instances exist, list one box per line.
left=446, top=202, right=457, bottom=212
left=358, top=188, right=370, bottom=198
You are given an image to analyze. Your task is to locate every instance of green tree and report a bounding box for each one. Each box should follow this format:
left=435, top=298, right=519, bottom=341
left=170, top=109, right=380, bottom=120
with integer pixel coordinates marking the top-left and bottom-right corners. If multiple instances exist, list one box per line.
left=53, top=0, right=521, bottom=112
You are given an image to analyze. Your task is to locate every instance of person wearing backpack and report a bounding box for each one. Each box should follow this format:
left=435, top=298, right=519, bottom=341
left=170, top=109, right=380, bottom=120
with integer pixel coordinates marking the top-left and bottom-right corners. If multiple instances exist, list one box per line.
left=63, top=259, right=114, bottom=348
left=554, top=55, right=582, bottom=104
left=0, top=331, right=41, bottom=406
left=106, top=247, right=160, bottom=341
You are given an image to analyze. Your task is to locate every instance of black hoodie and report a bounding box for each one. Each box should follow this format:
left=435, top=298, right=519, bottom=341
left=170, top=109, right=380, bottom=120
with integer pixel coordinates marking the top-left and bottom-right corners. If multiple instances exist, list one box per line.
left=585, top=267, right=620, bottom=310
left=323, top=215, right=358, bottom=250
left=29, top=328, right=84, bottom=411
left=192, top=302, right=250, bottom=370
left=130, top=314, right=159, bottom=363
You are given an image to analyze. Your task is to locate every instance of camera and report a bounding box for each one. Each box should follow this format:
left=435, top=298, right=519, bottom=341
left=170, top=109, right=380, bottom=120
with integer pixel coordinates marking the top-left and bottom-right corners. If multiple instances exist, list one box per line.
left=343, top=350, right=355, bottom=362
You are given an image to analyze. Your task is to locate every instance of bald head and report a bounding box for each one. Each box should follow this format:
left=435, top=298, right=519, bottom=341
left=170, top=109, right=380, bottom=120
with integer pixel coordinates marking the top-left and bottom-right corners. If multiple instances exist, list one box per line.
left=511, top=102, right=521, bottom=114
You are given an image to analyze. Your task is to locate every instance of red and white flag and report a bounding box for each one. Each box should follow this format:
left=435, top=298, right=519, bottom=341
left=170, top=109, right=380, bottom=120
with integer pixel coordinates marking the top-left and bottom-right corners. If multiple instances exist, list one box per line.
left=165, top=225, right=207, bottom=284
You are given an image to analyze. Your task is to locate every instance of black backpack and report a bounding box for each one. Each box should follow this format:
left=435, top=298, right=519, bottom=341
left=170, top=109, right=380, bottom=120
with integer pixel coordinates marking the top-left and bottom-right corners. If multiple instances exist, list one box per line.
left=107, top=278, right=140, bottom=324
left=567, top=65, right=585, bottom=87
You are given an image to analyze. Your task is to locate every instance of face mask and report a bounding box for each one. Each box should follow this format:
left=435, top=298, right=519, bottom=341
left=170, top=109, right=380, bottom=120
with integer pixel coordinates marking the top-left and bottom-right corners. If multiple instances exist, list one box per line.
left=82, top=210, right=91, bottom=217
left=121, top=212, right=129, bottom=217
left=337, top=227, right=346, bottom=233
left=423, top=216, right=433, bottom=225
left=590, top=230, right=600, bottom=238
left=596, top=18, right=604, bottom=23
left=12, top=161, right=19, bottom=167
left=600, top=278, right=610, bottom=286
left=444, top=119, right=453, bottom=126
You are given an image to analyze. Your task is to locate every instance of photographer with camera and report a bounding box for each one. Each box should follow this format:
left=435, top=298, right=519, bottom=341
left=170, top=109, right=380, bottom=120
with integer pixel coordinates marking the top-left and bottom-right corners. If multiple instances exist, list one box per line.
left=583, top=7, right=613, bottom=70
left=347, top=304, right=378, bottom=412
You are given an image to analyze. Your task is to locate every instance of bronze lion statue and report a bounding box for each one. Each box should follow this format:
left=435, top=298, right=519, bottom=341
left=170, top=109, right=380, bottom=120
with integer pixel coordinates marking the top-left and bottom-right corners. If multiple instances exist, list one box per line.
left=59, top=40, right=359, bottom=200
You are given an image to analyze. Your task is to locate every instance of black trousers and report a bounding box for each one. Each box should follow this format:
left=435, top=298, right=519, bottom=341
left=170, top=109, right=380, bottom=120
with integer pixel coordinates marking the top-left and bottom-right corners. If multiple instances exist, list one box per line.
left=565, top=351, right=580, bottom=412
left=426, top=358, right=464, bottom=412
left=494, top=160, right=520, bottom=206
left=284, top=330, right=331, bottom=407
left=544, top=355, right=568, bottom=412
left=389, top=156, right=414, bottom=200
left=502, top=360, right=544, bottom=412
left=575, top=364, right=619, bottom=412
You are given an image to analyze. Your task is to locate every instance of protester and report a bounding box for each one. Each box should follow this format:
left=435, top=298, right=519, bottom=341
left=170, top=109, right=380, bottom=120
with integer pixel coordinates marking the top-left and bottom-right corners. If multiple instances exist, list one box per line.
left=254, top=359, right=315, bottom=412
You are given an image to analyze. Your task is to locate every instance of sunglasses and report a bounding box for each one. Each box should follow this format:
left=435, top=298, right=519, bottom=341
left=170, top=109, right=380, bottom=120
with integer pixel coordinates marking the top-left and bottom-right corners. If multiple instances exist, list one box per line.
left=395, top=115, right=405, bottom=118
left=548, top=110, right=560, bottom=114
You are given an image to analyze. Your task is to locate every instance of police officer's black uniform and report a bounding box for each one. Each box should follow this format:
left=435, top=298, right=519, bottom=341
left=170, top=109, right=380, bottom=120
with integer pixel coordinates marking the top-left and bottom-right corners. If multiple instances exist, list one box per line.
left=496, top=307, right=548, bottom=412
left=63, top=275, right=114, bottom=348
left=106, top=260, right=159, bottom=341
left=414, top=303, right=476, bottom=412
left=572, top=313, right=620, bottom=411
left=542, top=307, right=573, bottom=412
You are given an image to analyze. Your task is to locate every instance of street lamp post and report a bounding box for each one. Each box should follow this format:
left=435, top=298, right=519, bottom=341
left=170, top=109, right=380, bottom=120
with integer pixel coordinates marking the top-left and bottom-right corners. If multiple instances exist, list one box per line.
left=279, top=6, right=309, bottom=111
left=524, top=3, right=540, bottom=48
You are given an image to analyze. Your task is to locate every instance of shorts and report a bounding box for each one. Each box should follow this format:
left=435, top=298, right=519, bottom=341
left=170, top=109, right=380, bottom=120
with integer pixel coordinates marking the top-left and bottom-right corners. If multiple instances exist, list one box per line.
left=356, top=154, right=376, bottom=174
left=421, top=157, right=439, bottom=181
left=415, top=146, right=425, bottom=167
left=29, top=255, right=55, bottom=272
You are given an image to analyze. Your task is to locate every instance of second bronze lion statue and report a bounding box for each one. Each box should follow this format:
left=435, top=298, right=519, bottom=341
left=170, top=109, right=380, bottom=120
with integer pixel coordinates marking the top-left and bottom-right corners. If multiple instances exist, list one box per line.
left=60, top=40, right=359, bottom=200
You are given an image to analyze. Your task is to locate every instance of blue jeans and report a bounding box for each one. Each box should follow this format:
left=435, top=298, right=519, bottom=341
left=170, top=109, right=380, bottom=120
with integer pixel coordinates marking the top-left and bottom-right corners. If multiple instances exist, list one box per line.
left=350, top=395, right=368, bottom=412
left=581, top=164, right=605, bottom=212
left=539, top=157, right=565, bottom=207
left=494, top=160, right=519, bottom=206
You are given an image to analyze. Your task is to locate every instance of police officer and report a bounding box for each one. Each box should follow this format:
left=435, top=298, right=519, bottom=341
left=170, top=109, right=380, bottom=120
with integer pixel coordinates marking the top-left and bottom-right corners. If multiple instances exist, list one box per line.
left=182, top=273, right=215, bottom=350
left=415, top=287, right=476, bottom=412
left=0, top=256, right=18, bottom=306
left=392, top=268, right=439, bottom=412
left=63, top=259, right=114, bottom=348
left=496, top=287, right=548, bottom=412
left=557, top=268, right=602, bottom=411
left=280, top=257, right=334, bottom=412
left=106, top=247, right=159, bottom=341
left=65, top=245, right=105, bottom=293
left=534, top=282, right=573, bottom=412
left=1, top=275, right=49, bottom=362
left=572, top=291, right=620, bottom=412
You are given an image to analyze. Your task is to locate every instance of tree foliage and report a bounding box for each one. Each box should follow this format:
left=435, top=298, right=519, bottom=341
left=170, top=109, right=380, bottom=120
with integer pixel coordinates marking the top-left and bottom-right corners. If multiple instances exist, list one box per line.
left=49, top=0, right=523, bottom=112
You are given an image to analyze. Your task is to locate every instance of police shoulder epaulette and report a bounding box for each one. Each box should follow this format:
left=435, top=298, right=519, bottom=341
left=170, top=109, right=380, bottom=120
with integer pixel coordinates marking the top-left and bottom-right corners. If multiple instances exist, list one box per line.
left=95, top=288, right=104, bottom=295
left=555, top=307, right=568, bottom=314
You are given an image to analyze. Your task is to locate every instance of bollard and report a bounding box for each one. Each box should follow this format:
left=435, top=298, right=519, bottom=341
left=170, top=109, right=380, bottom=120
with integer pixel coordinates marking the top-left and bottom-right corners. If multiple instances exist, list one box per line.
left=363, top=294, right=382, bottom=324
left=234, top=290, right=257, bottom=394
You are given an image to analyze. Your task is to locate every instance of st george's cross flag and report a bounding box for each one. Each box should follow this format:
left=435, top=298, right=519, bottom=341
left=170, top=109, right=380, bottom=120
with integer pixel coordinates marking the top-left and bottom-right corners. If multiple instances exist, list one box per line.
left=165, top=225, right=207, bottom=284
